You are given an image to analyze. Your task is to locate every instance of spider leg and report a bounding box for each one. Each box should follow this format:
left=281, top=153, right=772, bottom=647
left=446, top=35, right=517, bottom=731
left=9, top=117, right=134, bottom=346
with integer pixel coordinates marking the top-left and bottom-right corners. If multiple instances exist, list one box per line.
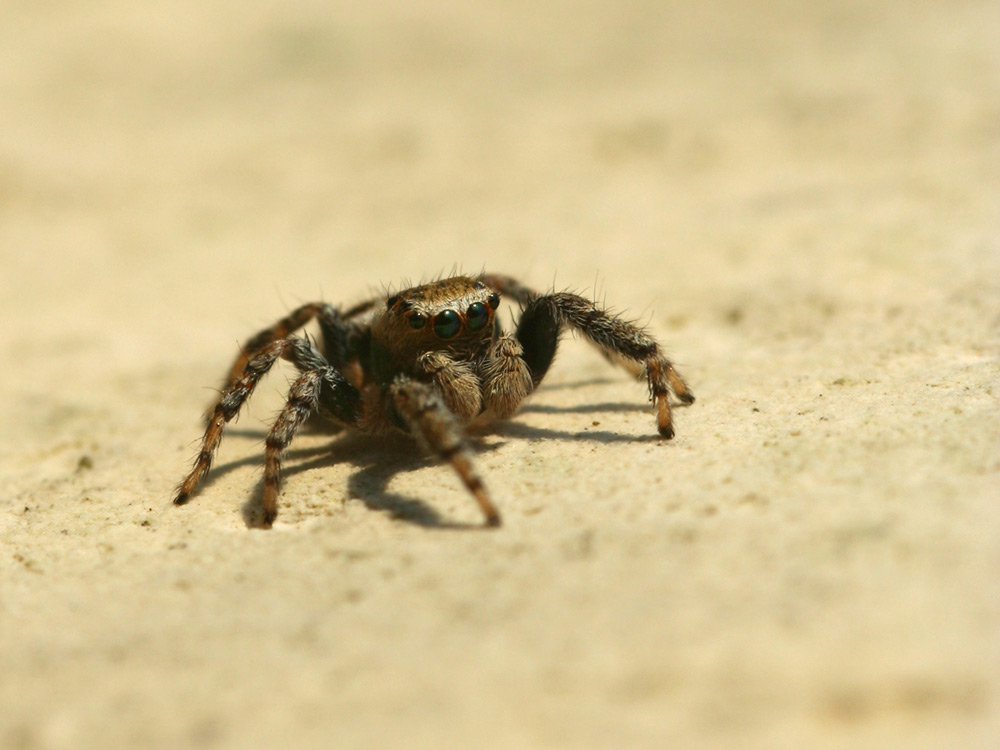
left=261, top=343, right=364, bottom=525
left=218, top=295, right=379, bottom=398
left=515, top=292, right=695, bottom=439
left=477, top=273, right=537, bottom=306
left=218, top=303, right=330, bottom=393
left=389, top=377, right=501, bottom=527
left=175, top=337, right=361, bottom=510
left=480, top=274, right=684, bottom=382
left=480, top=274, right=652, bottom=376
left=176, top=340, right=287, bottom=505
left=314, top=305, right=373, bottom=391
left=259, top=370, right=322, bottom=526
left=341, top=297, right=380, bottom=320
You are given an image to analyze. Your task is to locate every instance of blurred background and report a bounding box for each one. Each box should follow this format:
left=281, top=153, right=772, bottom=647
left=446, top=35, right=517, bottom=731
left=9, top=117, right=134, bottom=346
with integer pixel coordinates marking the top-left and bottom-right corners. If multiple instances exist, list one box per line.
left=4, top=0, right=995, bottom=359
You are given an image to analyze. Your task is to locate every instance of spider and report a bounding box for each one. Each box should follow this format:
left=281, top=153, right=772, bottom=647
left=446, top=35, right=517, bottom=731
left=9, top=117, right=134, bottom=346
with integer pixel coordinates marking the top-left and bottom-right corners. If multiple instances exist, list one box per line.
left=173, top=273, right=694, bottom=528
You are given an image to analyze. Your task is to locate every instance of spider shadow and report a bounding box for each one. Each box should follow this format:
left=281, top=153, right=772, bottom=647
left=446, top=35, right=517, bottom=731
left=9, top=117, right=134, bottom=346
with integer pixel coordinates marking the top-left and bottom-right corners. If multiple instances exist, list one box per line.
left=530, top=376, right=617, bottom=391
left=518, top=400, right=649, bottom=416
left=240, top=431, right=502, bottom=530
left=186, top=424, right=337, bottom=496
left=492, top=421, right=667, bottom=444
left=192, top=385, right=693, bottom=528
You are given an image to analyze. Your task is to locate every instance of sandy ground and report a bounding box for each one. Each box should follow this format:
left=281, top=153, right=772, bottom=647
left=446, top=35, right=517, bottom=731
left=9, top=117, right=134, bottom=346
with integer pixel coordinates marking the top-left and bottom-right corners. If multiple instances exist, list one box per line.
left=1, top=1, right=998, bottom=748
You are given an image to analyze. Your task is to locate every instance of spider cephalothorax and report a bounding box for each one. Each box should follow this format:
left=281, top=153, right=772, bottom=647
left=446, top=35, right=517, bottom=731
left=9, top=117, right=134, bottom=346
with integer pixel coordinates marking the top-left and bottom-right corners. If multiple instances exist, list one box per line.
left=173, top=273, right=695, bottom=528
left=370, top=277, right=500, bottom=382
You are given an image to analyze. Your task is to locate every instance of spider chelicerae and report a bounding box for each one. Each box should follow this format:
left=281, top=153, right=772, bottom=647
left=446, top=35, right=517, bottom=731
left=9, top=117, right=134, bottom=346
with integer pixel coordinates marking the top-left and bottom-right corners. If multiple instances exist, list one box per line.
left=173, top=273, right=695, bottom=527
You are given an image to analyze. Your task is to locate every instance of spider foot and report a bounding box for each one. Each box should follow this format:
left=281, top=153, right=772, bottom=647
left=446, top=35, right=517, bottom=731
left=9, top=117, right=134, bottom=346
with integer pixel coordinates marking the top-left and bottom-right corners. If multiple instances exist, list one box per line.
left=656, top=396, right=676, bottom=439
left=484, top=508, right=503, bottom=528
left=259, top=509, right=277, bottom=529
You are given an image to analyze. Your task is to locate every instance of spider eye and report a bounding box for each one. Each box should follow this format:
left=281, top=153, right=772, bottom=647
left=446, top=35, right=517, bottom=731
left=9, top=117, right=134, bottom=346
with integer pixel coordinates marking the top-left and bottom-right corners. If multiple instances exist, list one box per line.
left=487, top=293, right=500, bottom=310
left=408, top=312, right=426, bottom=329
left=466, top=302, right=489, bottom=332
left=433, top=309, right=461, bottom=339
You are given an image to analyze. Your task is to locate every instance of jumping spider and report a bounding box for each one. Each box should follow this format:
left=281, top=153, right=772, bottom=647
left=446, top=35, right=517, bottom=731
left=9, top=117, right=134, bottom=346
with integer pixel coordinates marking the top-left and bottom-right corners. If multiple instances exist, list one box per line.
left=173, top=273, right=694, bottom=527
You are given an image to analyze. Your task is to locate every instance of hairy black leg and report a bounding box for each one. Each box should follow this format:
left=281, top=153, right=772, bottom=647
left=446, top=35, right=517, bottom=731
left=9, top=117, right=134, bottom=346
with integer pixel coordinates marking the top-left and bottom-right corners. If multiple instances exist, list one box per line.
left=316, top=307, right=350, bottom=369
left=515, top=292, right=694, bottom=438
left=218, top=302, right=330, bottom=393
left=514, top=296, right=562, bottom=387
left=389, top=377, right=501, bottom=527
left=317, top=306, right=370, bottom=371
left=279, top=335, right=330, bottom=372
left=260, top=370, right=324, bottom=526
left=477, top=274, right=562, bottom=394
left=279, top=336, right=364, bottom=425
left=478, top=274, right=562, bottom=387
left=176, top=339, right=289, bottom=506
left=260, top=350, right=363, bottom=526
left=480, top=273, right=694, bottom=400
left=175, top=337, right=360, bottom=510
left=317, top=301, right=378, bottom=390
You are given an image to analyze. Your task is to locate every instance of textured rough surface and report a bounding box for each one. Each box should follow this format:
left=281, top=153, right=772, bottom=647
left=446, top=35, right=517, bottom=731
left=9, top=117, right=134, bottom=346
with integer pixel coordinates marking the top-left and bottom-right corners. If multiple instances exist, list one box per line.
left=1, top=1, right=998, bottom=748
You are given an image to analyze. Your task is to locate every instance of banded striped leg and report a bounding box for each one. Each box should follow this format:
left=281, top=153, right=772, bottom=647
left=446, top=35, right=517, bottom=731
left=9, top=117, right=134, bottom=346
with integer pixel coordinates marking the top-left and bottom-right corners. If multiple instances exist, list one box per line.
left=516, top=292, right=695, bottom=439
left=478, top=273, right=661, bottom=382
left=261, top=365, right=363, bottom=526
left=219, top=303, right=328, bottom=393
left=177, top=335, right=363, bottom=523
left=175, top=340, right=289, bottom=506
left=259, top=370, right=322, bottom=526
left=389, top=377, right=501, bottom=527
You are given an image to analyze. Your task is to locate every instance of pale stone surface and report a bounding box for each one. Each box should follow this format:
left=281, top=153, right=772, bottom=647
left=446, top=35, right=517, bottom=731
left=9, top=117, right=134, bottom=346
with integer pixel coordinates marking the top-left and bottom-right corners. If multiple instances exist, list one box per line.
left=1, top=1, right=997, bottom=748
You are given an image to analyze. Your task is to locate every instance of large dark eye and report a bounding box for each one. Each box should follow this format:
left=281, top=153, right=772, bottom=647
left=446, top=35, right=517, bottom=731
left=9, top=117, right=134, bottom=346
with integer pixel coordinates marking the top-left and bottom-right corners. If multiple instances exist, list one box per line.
left=466, top=302, right=489, bottom=332
left=487, top=293, right=500, bottom=309
left=408, top=312, right=426, bottom=329
left=433, top=309, right=461, bottom=338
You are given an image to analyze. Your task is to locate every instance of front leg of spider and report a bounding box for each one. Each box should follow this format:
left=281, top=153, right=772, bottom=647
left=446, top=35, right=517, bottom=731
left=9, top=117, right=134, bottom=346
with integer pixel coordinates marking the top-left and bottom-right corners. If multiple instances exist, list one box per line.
left=514, top=292, right=695, bottom=438
left=389, top=376, right=501, bottom=527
